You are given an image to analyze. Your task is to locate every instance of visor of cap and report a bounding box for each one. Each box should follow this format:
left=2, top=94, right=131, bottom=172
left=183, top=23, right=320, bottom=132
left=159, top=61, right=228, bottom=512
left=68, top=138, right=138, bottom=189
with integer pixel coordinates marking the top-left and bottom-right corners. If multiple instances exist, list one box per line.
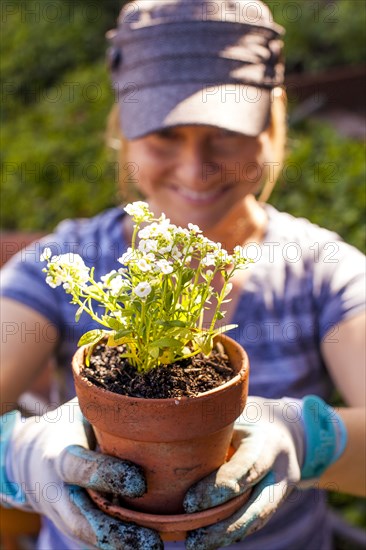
left=118, top=82, right=271, bottom=140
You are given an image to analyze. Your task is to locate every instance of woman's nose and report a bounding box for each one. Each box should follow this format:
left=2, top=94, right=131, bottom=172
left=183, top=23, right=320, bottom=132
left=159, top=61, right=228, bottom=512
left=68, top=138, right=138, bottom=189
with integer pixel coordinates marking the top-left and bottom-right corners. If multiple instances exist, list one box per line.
left=176, top=144, right=218, bottom=188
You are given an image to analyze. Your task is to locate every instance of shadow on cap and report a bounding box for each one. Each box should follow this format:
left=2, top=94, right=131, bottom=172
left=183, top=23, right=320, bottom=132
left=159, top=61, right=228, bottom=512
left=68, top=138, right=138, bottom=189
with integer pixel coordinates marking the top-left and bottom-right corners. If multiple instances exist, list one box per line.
left=107, top=0, right=285, bottom=139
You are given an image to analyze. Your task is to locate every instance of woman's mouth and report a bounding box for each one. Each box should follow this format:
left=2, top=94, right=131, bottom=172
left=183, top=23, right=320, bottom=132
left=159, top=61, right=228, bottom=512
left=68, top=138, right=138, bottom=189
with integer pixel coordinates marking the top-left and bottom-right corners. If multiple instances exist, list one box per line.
left=170, top=185, right=232, bottom=205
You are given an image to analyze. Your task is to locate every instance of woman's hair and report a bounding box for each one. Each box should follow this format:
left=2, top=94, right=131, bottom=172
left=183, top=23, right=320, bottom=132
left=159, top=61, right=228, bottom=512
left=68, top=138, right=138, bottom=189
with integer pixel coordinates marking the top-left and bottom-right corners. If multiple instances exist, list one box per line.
left=106, top=88, right=287, bottom=204
left=259, top=87, right=288, bottom=202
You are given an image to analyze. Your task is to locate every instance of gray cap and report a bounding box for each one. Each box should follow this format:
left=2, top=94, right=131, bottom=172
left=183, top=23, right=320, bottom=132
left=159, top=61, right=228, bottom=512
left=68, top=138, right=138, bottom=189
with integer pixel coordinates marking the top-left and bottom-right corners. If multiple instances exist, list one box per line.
left=107, top=0, right=285, bottom=140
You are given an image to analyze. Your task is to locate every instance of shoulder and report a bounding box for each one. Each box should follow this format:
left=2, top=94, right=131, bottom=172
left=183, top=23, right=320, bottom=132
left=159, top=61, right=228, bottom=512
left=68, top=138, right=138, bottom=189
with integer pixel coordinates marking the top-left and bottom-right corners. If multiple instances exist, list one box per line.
left=0, top=207, right=127, bottom=329
left=265, top=204, right=341, bottom=245
left=264, top=204, right=364, bottom=267
left=48, top=207, right=125, bottom=250
left=41, top=207, right=126, bottom=270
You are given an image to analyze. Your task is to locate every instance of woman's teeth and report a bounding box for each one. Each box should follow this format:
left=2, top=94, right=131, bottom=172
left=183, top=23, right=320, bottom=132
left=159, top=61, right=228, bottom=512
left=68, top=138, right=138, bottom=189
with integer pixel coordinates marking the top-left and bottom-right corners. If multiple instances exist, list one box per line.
left=174, top=186, right=227, bottom=203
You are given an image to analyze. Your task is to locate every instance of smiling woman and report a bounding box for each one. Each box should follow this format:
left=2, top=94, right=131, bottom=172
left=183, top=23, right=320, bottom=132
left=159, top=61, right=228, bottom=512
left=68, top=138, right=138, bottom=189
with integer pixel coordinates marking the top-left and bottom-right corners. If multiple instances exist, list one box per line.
left=126, top=125, right=268, bottom=233
left=1, top=2, right=365, bottom=550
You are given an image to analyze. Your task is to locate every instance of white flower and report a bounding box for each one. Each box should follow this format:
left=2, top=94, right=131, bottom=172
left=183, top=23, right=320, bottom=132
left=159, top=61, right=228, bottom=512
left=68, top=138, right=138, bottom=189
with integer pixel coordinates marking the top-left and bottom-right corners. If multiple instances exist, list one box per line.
left=188, top=223, right=202, bottom=233
left=139, top=239, right=158, bottom=253
left=46, top=275, right=59, bottom=288
left=171, top=246, right=182, bottom=260
left=133, top=282, right=152, bottom=298
left=233, top=245, right=249, bottom=267
left=141, top=222, right=171, bottom=239
left=156, top=260, right=173, bottom=274
left=158, top=241, right=173, bottom=254
left=40, top=247, right=52, bottom=262
left=44, top=253, right=90, bottom=290
left=118, top=248, right=134, bottom=265
left=202, top=253, right=217, bottom=267
left=138, top=227, right=151, bottom=239
left=174, top=226, right=190, bottom=239
left=109, top=275, right=128, bottom=296
left=101, top=270, right=117, bottom=283
left=136, top=258, right=152, bottom=272
left=124, top=201, right=151, bottom=218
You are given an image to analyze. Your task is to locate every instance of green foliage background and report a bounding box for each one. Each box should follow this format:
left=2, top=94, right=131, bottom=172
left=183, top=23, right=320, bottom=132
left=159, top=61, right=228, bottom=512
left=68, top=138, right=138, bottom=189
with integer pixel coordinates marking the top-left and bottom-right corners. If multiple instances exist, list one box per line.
left=1, top=0, right=365, bottom=538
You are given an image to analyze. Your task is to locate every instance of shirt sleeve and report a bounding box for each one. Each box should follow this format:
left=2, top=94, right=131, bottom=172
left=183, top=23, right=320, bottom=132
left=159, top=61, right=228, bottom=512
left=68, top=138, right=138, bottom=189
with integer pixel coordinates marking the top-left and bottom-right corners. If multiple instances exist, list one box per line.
left=0, top=233, right=67, bottom=330
left=312, top=238, right=365, bottom=341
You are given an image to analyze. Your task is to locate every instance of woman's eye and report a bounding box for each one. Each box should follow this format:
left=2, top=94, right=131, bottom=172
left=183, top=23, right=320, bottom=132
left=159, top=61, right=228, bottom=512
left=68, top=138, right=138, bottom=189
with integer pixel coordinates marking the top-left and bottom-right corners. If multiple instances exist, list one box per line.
left=214, top=129, right=239, bottom=140
left=154, top=129, right=177, bottom=140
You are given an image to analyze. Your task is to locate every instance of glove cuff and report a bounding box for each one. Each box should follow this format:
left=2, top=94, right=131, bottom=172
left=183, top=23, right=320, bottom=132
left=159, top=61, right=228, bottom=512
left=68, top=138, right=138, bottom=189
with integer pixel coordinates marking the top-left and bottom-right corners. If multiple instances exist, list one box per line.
left=0, top=411, right=28, bottom=507
left=300, top=395, right=347, bottom=480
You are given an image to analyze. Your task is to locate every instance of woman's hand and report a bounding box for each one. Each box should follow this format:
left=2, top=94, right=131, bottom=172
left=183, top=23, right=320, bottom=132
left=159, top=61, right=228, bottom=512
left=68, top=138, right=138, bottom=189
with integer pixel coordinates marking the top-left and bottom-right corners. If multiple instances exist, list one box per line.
left=183, top=395, right=347, bottom=550
left=1, top=398, right=163, bottom=550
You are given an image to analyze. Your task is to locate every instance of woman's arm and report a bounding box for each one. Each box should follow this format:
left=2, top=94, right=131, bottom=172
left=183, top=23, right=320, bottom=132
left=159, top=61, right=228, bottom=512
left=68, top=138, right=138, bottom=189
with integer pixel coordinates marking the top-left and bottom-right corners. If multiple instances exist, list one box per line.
left=0, top=297, right=58, bottom=412
left=319, top=312, right=366, bottom=495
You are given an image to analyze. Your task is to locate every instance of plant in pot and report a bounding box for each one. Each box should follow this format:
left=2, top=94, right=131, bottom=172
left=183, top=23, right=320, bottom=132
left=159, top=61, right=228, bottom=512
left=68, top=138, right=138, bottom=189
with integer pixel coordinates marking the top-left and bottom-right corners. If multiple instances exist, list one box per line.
left=42, top=201, right=251, bottom=540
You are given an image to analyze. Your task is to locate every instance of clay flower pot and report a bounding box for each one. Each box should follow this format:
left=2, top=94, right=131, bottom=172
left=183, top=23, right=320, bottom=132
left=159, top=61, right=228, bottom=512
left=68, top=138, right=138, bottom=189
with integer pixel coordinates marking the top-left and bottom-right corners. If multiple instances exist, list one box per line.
left=72, top=333, right=250, bottom=537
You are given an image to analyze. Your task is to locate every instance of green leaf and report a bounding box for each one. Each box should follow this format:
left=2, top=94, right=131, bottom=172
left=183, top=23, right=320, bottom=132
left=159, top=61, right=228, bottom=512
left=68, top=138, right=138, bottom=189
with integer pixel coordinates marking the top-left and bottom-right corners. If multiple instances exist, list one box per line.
left=163, top=290, right=173, bottom=308
left=181, top=269, right=195, bottom=286
left=102, top=316, right=121, bottom=331
left=75, top=305, right=85, bottom=322
left=201, top=334, right=214, bottom=356
left=148, top=346, right=160, bottom=359
left=153, top=337, right=182, bottom=348
left=107, top=328, right=135, bottom=347
left=78, top=329, right=105, bottom=347
left=154, top=319, right=186, bottom=328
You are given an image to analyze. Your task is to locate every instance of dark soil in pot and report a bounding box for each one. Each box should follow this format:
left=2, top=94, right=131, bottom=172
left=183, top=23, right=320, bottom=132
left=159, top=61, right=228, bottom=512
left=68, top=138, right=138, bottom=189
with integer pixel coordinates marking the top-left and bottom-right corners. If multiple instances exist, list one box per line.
left=82, top=341, right=235, bottom=398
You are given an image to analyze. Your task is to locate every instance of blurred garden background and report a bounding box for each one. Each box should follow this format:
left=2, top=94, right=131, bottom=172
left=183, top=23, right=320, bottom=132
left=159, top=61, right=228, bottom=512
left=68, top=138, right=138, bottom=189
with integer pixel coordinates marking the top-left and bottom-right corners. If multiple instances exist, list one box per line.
left=1, top=0, right=365, bottom=546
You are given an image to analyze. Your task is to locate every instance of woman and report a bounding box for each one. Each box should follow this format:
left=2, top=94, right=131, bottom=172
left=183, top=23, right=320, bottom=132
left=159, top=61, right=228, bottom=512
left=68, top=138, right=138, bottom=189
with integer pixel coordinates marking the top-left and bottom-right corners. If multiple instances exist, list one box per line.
left=1, top=1, right=365, bottom=549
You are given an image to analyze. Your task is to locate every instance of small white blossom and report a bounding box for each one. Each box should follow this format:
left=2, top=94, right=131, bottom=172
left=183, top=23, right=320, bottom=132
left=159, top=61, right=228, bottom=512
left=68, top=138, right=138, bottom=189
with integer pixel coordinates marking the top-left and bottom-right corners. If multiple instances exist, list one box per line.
left=202, top=253, right=217, bottom=267
left=188, top=223, right=202, bottom=233
left=101, top=270, right=117, bottom=283
left=136, top=258, right=152, bottom=272
left=156, top=260, right=174, bottom=274
left=40, top=247, right=52, bottom=262
left=171, top=246, right=182, bottom=260
left=46, top=275, right=59, bottom=288
left=109, top=275, right=128, bottom=296
left=133, top=282, right=152, bottom=298
left=118, top=248, right=134, bottom=265
left=145, top=222, right=171, bottom=239
left=124, top=201, right=151, bottom=218
left=139, top=239, right=158, bottom=253
left=138, top=227, right=151, bottom=239
left=158, top=242, right=173, bottom=254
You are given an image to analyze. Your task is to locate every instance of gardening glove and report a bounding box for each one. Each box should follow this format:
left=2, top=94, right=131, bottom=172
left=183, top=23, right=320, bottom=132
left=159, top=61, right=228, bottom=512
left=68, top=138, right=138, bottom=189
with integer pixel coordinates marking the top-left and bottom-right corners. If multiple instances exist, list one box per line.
left=0, top=397, right=163, bottom=550
left=183, top=395, right=347, bottom=550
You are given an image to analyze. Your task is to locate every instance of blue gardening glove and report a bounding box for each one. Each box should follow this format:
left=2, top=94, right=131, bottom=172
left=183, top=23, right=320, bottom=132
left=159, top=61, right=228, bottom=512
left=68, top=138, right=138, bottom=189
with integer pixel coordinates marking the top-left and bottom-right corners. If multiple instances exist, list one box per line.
left=183, top=395, right=347, bottom=550
left=0, top=397, right=163, bottom=550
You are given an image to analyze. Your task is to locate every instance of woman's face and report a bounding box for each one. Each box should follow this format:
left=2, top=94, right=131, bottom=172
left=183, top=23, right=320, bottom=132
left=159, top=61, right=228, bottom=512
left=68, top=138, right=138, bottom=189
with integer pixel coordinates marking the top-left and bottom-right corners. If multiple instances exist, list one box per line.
left=126, top=125, right=271, bottom=232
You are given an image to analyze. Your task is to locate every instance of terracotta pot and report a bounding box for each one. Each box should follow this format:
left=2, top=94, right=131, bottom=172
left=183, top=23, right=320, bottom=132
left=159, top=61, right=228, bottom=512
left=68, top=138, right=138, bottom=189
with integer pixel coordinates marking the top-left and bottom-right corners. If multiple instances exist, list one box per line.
left=72, top=334, right=249, bottom=518
left=87, top=487, right=250, bottom=542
